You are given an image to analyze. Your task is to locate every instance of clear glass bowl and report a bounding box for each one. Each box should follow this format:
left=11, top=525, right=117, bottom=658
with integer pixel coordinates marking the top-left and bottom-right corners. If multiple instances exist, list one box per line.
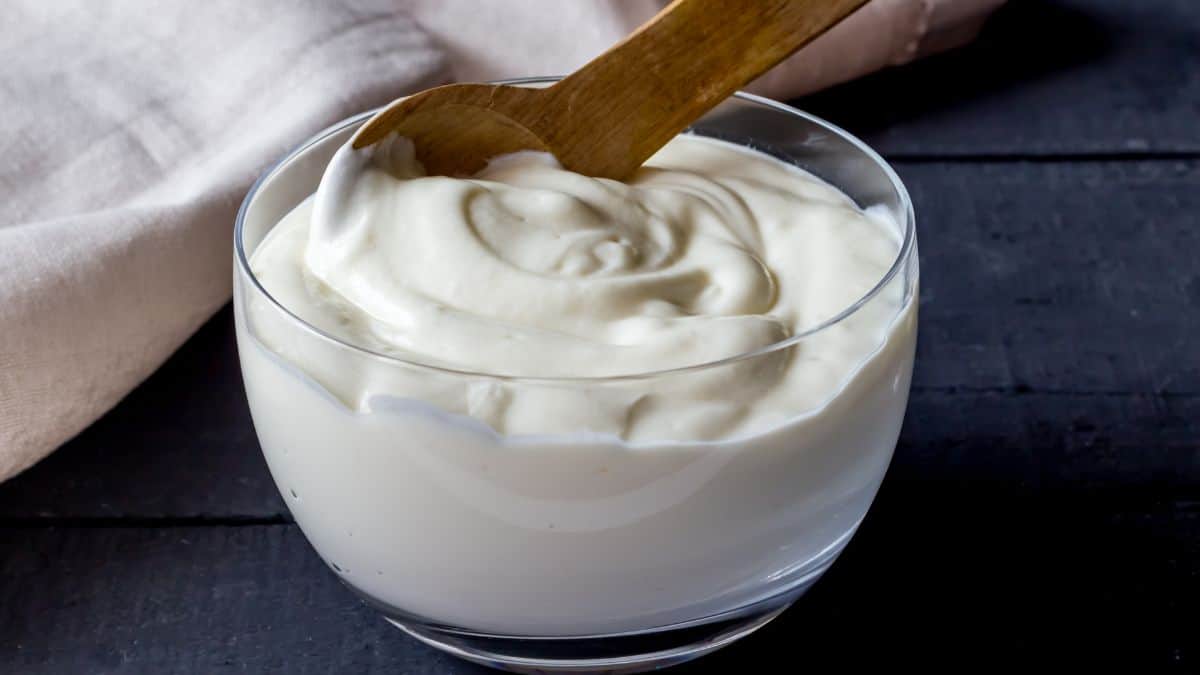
left=234, top=77, right=918, bottom=673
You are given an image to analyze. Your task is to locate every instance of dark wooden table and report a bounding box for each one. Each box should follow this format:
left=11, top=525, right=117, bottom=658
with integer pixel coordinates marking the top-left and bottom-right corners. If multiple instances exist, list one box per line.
left=3, top=1, right=1197, bottom=671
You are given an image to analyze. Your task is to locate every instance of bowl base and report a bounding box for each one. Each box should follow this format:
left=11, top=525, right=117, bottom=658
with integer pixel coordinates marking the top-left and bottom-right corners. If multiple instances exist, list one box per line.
left=383, top=585, right=810, bottom=674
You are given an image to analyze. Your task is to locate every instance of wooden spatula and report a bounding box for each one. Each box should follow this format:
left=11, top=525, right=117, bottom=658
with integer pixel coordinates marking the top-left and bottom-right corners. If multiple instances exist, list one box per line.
left=352, top=0, right=868, bottom=180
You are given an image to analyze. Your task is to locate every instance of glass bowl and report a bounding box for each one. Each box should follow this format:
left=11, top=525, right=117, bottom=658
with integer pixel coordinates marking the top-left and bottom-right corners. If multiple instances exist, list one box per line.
left=234, top=77, right=918, bottom=673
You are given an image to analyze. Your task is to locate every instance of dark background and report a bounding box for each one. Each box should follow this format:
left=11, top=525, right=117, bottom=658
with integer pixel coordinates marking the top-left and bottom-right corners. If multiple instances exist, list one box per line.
left=2, top=0, right=1197, bottom=671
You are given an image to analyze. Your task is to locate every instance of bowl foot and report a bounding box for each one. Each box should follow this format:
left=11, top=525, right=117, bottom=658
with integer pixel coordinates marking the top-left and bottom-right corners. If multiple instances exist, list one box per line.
left=384, top=587, right=807, bottom=673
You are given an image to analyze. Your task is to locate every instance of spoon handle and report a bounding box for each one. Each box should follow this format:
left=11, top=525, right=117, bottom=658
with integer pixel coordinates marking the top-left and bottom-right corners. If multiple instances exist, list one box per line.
left=539, top=0, right=869, bottom=179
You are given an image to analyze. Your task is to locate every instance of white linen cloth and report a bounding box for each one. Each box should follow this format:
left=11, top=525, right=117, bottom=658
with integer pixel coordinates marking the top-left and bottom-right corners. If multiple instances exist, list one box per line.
left=0, top=0, right=1003, bottom=482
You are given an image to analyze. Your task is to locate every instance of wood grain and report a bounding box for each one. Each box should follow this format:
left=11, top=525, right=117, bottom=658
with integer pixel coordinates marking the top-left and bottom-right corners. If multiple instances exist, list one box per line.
left=353, top=0, right=868, bottom=178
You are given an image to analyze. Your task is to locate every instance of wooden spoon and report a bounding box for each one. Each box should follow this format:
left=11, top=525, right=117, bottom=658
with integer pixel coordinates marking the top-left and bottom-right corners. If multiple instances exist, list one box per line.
left=352, top=0, right=868, bottom=180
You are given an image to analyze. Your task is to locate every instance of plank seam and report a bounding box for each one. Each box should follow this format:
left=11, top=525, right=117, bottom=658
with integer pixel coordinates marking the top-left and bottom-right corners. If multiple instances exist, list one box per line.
left=912, top=386, right=1200, bottom=398
left=888, top=151, right=1200, bottom=164
left=3, top=500, right=1196, bottom=529
left=0, top=515, right=292, bottom=529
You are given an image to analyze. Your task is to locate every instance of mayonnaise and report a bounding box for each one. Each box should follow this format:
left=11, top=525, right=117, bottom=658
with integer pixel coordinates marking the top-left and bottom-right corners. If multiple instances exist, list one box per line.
left=237, top=120, right=917, bottom=636
left=248, top=134, right=909, bottom=442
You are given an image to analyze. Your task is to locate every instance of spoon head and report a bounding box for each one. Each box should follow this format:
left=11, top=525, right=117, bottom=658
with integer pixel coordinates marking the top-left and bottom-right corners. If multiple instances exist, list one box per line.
left=352, top=84, right=551, bottom=176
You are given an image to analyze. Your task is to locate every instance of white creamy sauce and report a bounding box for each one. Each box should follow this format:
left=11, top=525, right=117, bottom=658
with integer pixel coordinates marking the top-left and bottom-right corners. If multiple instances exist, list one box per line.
left=249, top=134, right=908, bottom=442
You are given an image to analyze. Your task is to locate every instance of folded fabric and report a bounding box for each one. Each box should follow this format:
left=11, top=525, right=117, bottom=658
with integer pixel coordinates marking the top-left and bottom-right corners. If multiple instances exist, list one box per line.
left=0, top=0, right=1003, bottom=483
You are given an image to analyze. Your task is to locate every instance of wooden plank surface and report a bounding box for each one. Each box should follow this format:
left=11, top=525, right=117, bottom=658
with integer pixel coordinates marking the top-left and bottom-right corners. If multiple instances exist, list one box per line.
left=2, top=495, right=1195, bottom=673
left=0, top=525, right=484, bottom=675
left=0, top=160, right=1194, bottom=520
left=3, top=2, right=1198, bottom=671
left=901, top=160, right=1200, bottom=395
left=801, top=0, right=1200, bottom=157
